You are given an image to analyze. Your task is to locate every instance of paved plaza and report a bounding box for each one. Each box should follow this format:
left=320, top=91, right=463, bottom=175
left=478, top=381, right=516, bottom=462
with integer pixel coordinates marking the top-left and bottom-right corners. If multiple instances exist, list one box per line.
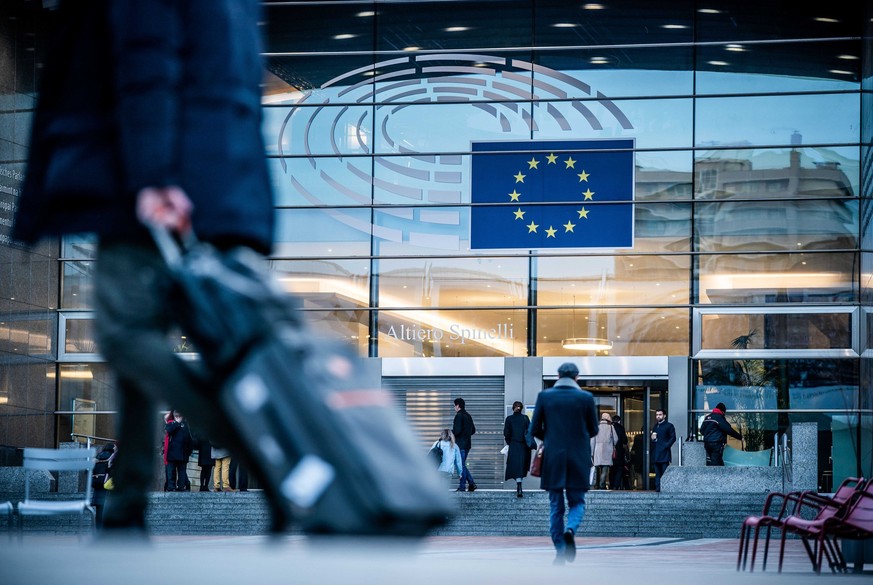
left=1, top=534, right=869, bottom=584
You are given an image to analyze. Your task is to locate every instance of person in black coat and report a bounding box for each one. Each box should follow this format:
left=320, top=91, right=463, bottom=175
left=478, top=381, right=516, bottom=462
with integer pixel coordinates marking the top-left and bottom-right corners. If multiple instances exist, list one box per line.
left=609, top=414, right=630, bottom=490
left=13, top=0, right=274, bottom=533
left=650, top=408, right=676, bottom=492
left=700, top=402, right=743, bottom=466
left=526, top=363, right=599, bottom=565
left=165, top=411, right=193, bottom=492
left=194, top=433, right=214, bottom=492
left=503, top=401, right=534, bottom=498
left=452, top=397, right=477, bottom=492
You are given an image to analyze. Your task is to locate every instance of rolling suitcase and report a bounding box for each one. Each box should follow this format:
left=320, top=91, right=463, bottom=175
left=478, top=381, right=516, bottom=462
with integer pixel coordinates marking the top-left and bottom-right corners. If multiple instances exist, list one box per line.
left=150, top=228, right=454, bottom=535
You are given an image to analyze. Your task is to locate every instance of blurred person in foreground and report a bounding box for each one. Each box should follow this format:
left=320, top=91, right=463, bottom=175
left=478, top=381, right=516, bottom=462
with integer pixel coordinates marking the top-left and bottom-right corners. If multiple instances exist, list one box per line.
left=13, top=0, right=274, bottom=534
left=526, top=362, right=599, bottom=565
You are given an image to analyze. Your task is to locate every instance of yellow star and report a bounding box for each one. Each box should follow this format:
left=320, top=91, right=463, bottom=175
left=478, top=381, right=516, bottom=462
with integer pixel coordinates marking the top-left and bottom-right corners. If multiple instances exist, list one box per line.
left=563, top=221, right=575, bottom=232
left=546, top=153, right=558, bottom=164
left=545, top=226, right=557, bottom=238
left=526, top=221, right=539, bottom=233
left=577, top=170, right=590, bottom=182
left=513, top=208, right=525, bottom=220
left=513, top=171, right=526, bottom=183
left=527, top=157, right=540, bottom=169
left=564, top=156, right=576, bottom=169
left=583, top=188, right=595, bottom=200
left=508, top=190, right=521, bottom=201
left=577, top=207, right=589, bottom=219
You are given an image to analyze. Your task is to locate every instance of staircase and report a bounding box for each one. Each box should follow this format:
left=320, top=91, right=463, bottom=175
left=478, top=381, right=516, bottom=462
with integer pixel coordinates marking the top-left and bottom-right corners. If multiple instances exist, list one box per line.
left=2, top=489, right=762, bottom=538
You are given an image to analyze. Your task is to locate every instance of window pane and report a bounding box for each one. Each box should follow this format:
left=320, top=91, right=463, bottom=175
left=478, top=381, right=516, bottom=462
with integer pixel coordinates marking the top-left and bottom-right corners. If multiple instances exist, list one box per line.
left=695, top=200, right=859, bottom=252
left=372, top=206, right=472, bottom=256
left=377, top=257, right=528, bottom=308
left=62, top=235, right=97, bottom=260
left=537, top=254, right=691, bottom=308
left=695, top=40, right=862, bottom=94
left=695, top=94, right=860, bottom=148
left=537, top=307, right=689, bottom=357
left=64, top=318, right=97, bottom=354
left=272, top=259, right=370, bottom=307
left=535, top=48, right=694, bottom=98
left=693, top=146, right=859, bottom=200
left=273, top=208, right=372, bottom=258
left=265, top=104, right=373, bottom=157
left=264, top=3, right=375, bottom=54
left=694, top=359, right=859, bottom=411
left=264, top=55, right=376, bottom=107
left=377, top=308, right=527, bottom=358
left=270, top=156, right=372, bottom=207
left=700, top=313, right=853, bottom=350
left=61, top=261, right=94, bottom=310
left=374, top=102, right=532, bottom=154
left=697, top=252, right=858, bottom=304
left=534, top=99, right=693, bottom=149
left=695, top=4, right=862, bottom=42
left=373, top=155, right=466, bottom=206
left=56, top=363, right=119, bottom=444
left=298, top=310, right=369, bottom=357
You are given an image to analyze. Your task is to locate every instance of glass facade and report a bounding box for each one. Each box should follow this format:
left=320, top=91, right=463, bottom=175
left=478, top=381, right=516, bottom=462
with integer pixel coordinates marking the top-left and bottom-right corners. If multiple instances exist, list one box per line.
left=0, top=0, right=870, bottom=484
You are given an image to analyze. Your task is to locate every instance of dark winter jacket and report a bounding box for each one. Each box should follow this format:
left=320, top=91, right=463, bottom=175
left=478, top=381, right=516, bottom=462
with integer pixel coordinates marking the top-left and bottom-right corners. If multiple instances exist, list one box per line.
left=13, top=0, right=274, bottom=253
left=165, top=419, right=193, bottom=463
left=503, top=411, right=533, bottom=480
left=452, top=408, right=476, bottom=451
left=700, top=408, right=742, bottom=444
left=526, top=377, right=599, bottom=491
left=651, top=419, right=676, bottom=464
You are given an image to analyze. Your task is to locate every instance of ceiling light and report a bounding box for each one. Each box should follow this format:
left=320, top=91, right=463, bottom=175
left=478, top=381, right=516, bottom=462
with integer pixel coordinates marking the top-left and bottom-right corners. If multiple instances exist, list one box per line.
left=814, top=17, right=839, bottom=23
left=553, top=23, right=579, bottom=28
left=562, top=337, right=613, bottom=351
left=590, top=57, right=609, bottom=64
left=829, top=69, right=853, bottom=75
left=661, top=24, right=688, bottom=29
left=698, top=8, right=722, bottom=14
left=333, top=33, right=357, bottom=40
left=445, top=26, right=471, bottom=32
left=725, top=44, right=747, bottom=52
left=582, top=3, right=606, bottom=9
left=837, top=54, right=859, bottom=60
left=356, top=11, right=375, bottom=17
left=403, top=46, right=421, bottom=52
left=708, top=61, right=729, bottom=66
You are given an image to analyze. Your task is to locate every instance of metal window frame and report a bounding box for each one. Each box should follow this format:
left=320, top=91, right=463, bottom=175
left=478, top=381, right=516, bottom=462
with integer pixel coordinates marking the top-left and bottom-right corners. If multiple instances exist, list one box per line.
left=692, top=306, right=859, bottom=359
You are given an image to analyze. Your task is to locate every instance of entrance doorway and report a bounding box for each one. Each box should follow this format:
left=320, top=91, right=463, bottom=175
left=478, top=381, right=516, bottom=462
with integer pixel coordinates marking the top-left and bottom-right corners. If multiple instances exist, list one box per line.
left=545, top=379, right=668, bottom=490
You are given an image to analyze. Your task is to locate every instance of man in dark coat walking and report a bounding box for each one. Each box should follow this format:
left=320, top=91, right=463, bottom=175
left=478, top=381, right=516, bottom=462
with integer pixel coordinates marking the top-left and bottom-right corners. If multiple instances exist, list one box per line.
left=526, top=362, right=599, bottom=564
left=165, top=411, right=193, bottom=492
left=650, top=408, right=676, bottom=492
left=701, top=402, right=743, bottom=466
left=452, top=397, right=477, bottom=492
left=13, top=0, right=274, bottom=533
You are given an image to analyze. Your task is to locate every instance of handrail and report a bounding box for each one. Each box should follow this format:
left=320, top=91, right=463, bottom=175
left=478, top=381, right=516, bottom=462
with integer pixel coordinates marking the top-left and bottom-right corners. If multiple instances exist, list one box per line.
left=70, top=432, right=116, bottom=448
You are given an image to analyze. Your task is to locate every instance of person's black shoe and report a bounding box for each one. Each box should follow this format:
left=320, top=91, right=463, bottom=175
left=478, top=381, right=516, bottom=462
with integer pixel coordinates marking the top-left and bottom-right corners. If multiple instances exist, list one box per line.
left=468, top=483, right=477, bottom=492
left=516, top=483, right=523, bottom=498
left=455, top=487, right=466, bottom=492
left=562, top=529, right=576, bottom=562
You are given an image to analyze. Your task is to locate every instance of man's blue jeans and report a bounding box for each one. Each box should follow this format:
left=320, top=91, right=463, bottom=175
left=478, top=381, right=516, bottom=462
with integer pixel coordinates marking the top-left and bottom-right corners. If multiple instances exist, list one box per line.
left=458, top=449, right=476, bottom=489
left=548, top=489, right=586, bottom=551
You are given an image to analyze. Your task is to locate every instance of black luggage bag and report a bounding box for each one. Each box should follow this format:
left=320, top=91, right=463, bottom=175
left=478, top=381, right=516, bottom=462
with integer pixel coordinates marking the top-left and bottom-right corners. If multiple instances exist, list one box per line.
left=151, top=228, right=453, bottom=536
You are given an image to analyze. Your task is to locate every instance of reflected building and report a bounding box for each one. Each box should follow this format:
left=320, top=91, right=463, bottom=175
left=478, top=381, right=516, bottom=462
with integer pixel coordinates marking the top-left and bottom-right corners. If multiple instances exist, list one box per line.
left=1, top=0, right=871, bottom=490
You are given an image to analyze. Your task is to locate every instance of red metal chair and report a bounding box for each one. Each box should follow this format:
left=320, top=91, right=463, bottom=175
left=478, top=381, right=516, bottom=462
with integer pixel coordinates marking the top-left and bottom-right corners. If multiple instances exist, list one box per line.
left=778, top=480, right=873, bottom=574
left=737, top=477, right=866, bottom=572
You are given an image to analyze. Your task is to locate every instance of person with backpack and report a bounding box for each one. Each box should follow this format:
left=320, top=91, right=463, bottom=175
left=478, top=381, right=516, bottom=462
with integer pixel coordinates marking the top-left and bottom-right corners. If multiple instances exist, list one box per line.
left=91, top=442, right=117, bottom=529
left=431, top=429, right=462, bottom=488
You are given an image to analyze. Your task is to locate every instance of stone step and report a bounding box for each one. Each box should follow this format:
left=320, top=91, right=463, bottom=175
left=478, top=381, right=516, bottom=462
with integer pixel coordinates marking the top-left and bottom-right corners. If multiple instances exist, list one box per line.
left=1, top=489, right=768, bottom=538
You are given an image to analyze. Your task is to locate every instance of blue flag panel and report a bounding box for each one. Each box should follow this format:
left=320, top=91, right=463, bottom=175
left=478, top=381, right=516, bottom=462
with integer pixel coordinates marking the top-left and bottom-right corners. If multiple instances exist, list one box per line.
left=470, top=139, right=635, bottom=249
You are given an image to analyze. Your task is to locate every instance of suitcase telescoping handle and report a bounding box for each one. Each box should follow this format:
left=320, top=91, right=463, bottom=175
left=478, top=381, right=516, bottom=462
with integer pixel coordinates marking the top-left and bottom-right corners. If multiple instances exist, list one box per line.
left=148, top=226, right=197, bottom=269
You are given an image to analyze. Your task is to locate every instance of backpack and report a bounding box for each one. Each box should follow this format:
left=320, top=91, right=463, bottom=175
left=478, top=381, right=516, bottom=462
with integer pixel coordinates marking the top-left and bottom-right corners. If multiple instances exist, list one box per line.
left=428, top=441, right=443, bottom=467
left=92, top=460, right=110, bottom=489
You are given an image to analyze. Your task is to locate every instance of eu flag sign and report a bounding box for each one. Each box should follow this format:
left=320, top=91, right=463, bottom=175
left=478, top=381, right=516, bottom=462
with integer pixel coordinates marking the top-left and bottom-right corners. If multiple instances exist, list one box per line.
left=470, top=139, right=634, bottom=249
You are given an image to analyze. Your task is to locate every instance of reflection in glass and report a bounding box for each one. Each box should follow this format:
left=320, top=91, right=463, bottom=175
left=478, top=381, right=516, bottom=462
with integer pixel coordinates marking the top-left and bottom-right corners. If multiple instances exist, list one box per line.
left=264, top=104, right=374, bottom=157
left=700, top=312, right=853, bottom=350
left=297, top=309, right=369, bottom=357
left=534, top=48, right=694, bottom=98
left=62, top=235, right=97, bottom=260
left=61, top=261, right=94, bottom=310
left=377, top=308, right=527, bottom=358
left=270, top=156, right=372, bottom=207
left=695, top=200, right=859, bottom=251
left=537, top=254, right=690, bottom=308
left=64, top=318, right=97, bottom=354
left=264, top=3, right=375, bottom=54
left=537, top=307, right=689, bottom=357
left=56, top=363, right=118, bottom=444
left=695, top=94, right=860, bottom=148
left=693, top=146, right=859, bottom=200
left=373, top=155, right=468, bottom=206
left=273, top=208, right=372, bottom=258
left=377, top=257, right=527, bottom=308
left=534, top=98, right=693, bottom=149
left=697, top=252, right=857, bottom=305
left=263, top=55, right=376, bottom=106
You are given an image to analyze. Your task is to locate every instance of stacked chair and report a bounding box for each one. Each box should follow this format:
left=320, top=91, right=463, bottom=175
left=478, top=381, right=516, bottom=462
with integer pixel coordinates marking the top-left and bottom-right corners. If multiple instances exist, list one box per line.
left=737, top=477, right=871, bottom=574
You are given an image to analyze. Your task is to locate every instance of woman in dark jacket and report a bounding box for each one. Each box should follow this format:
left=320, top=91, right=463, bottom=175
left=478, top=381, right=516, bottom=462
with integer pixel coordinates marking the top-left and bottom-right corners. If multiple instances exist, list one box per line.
left=503, top=401, right=534, bottom=497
